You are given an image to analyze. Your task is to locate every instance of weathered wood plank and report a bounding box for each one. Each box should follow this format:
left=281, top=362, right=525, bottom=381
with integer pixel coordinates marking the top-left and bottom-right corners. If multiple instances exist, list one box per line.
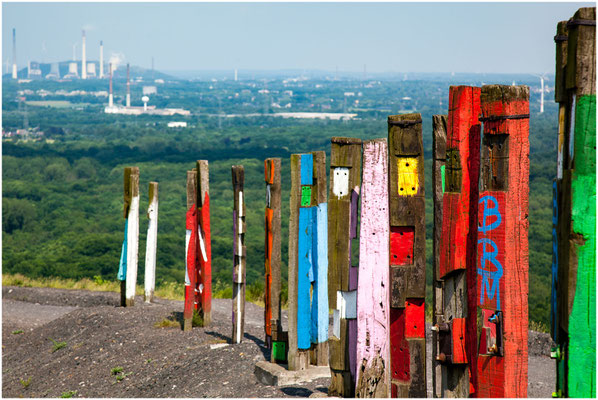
left=328, top=138, right=361, bottom=397
left=478, top=84, right=529, bottom=398
left=356, top=139, right=390, bottom=398
left=288, top=154, right=301, bottom=369
left=432, top=115, right=447, bottom=398
left=196, top=160, right=211, bottom=326
left=144, top=182, right=158, bottom=303
left=387, top=114, right=425, bottom=398
left=125, top=167, right=139, bottom=307
left=232, top=165, right=246, bottom=344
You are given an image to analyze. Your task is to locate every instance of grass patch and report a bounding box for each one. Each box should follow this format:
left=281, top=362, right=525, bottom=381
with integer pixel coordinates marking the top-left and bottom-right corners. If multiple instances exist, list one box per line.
left=110, top=367, right=123, bottom=375
left=192, top=309, right=203, bottom=327
left=20, top=377, right=31, bottom=388
left=49, top=338, right=67, bottom=353
left=12, top=330, right=24, bottom=335
left=154, top=317, right=181, bottom=329
left=530, top=319, right=549, bottom=333
left=60, top=390, right=77, bottom=398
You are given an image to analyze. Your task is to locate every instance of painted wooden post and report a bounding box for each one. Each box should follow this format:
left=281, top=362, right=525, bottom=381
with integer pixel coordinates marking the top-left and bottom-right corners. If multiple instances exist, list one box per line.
left=184, top=170, right=198, bottom=331
left=436, top=87, right=480, bottom=397
left=125, top=167, right=140, bottom=307
left=232, top=165, right=246, bottom=344
left=288, top=151, right=328, bottom=371
left=265, top=158, right=286, bottom=362
left=196, top=160, right=211, bottom=326
left=387, top=114, right=426, bottom=398
left=119, top=167, right=139, bottom=307
left=355, top=138, right=390, bottom=398
left=144, top=182, right=158, bottom=303
left=553, top=7, right=596, bottom=398
left=431, top=114, right=447, bottom=398
left=328, top=138, right=361, bottom=397
left=476, top=84, right=529, bottom=398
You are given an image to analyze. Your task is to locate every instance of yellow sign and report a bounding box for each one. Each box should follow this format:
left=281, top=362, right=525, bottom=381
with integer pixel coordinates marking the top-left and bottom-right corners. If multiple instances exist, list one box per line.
left=398, top=157, right=418, bottom=196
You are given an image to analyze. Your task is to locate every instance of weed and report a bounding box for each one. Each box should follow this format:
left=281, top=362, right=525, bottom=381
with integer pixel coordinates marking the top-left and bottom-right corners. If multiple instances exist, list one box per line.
left=12, top=330, right=24, bottom=335
left=20, top=377, right=31, bottom=388
left=60, top=390, right=77, bottom=398
left=93, top=275, right=105, bottom=285
left=530, top=319, right=549, bottom=333
left=192, top=309, right=204, bottom=327
left=146, top=358, right=153, bottom=364
left=154, top=317, right=180, bottom=329
left=246, top=281, right=265, bottom=305
left=110, top=367, right=123, bottom=375
left=114, top=371, right=133, bottom=383
left=49, top=338, right=67, bottom=353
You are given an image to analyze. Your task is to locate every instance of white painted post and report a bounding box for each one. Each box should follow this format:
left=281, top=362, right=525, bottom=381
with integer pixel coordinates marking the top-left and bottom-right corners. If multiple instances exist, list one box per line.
left=126, top=170, right=140, bottom=307
left=144, top=182, right=158, bottom=303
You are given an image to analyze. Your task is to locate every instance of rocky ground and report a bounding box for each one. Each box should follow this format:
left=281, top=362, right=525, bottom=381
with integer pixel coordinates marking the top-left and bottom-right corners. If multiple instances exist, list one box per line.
left=2, top=286, right=555, bottom=397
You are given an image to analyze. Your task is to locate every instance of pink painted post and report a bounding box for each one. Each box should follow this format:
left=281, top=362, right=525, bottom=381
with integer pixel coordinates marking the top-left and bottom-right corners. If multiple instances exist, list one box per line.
left=356, top=139, right=391, bottom=397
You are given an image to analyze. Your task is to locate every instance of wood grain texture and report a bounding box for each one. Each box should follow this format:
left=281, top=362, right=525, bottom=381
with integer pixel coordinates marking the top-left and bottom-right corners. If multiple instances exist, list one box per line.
left=478, top=84, right=529, bottom=398
left=144, top=182, right=158, bottom=303
left=328, top=138, right=361, bottom=397
left=265, top=158, right=282, bottom=355
left=432, top=114, right=447, bottom=398
left=232, top=165, right=246, bottom=344
left=387, top=114, right=425, bottom=398
left=184, top=170, right=198, bottom=331
left=196, top=160, right=212, bottom=326
left=125, top=169, right=139, bottom=307
left=356, top=139, right=390, bottom=398
left=288, top=155, right=300, bottom=370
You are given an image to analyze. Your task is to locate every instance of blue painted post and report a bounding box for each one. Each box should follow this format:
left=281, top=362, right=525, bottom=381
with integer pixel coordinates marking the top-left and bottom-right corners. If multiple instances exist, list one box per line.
left=288, top=151, right=328, bottom=371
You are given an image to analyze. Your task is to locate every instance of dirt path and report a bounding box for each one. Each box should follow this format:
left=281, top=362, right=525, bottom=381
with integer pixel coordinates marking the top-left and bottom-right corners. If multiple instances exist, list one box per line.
left=2, top=286, right=554, bottom=397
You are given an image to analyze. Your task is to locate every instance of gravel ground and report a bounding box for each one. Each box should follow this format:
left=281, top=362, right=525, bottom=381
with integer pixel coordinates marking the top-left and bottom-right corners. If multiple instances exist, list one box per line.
left=2, top=286, right=554, bottom=397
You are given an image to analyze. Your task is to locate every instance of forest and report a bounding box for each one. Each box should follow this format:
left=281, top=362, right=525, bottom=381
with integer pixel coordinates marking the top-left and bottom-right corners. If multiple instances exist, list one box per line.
left=2, top=76, right=557, bottom=327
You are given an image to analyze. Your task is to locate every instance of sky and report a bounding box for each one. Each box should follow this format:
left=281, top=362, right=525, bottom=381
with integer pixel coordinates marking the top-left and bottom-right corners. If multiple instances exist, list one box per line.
left=2, top=2, right=592, bottom=74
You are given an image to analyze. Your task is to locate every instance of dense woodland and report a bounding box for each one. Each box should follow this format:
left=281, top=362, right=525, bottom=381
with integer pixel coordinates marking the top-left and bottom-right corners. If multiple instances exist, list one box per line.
left=2, top=75, right=556, bottom=326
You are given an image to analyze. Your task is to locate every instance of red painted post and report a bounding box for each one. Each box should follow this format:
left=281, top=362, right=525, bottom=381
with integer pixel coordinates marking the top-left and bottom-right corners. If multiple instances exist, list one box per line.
left=184, top=170, right=198, bottom=331
left=437, top=86, right=481, bottom=397
left=476, top=84, right=529, bottom=398
left=196, top=160, right=211, bottom=326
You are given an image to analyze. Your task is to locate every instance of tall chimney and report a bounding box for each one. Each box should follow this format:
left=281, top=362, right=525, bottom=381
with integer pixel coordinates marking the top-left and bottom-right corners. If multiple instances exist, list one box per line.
left=109, top=63, right=113, bottom=108
left=126, top=63, right=131, bottom=107
left=99, top=41, right=104, bottom=78
left=12, top=28, right=17, bottom=79
left=81, top=30, right=87, bottom=79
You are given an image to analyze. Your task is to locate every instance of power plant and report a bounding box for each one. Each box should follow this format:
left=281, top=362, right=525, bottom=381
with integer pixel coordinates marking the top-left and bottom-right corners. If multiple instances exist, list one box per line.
left=81, top=30, right=87, bottom=79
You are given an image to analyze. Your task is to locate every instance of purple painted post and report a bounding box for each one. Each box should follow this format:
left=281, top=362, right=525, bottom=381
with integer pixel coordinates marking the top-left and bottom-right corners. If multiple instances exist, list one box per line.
left=356, top=139, right=391, bottom=397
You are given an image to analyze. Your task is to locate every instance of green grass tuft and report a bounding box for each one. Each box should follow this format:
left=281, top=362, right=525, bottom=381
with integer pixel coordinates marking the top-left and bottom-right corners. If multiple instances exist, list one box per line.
left=49, top=338, right=67, bottom=353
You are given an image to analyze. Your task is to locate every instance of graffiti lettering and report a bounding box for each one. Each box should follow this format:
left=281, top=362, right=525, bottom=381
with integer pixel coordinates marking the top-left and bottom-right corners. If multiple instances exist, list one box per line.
left=478, top=194, right=503, bottom=309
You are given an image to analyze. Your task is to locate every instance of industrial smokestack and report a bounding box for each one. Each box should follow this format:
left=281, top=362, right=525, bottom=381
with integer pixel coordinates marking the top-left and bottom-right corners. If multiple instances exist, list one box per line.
left=12, top=28, right=17, bottom=79
left=109, top=63, right=113, bottom=108
left=99, top=41, right=104, bottom=78
left=234, top=68, right=238, bottom=81
left=126, top=63, right=131, bottom=107
left=81, top=30, right=87, bottom=79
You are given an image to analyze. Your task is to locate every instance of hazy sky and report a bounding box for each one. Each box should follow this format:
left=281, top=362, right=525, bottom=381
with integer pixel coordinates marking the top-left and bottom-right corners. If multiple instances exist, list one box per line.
left=2, top=2, right=591, bottom=74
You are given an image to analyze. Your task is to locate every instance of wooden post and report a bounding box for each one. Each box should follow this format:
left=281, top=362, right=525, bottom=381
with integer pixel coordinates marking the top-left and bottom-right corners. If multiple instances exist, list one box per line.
left=387, top=114, right=425, bottom=398
left=288, top=151, right=327, bottom=371
left=144, top=182, right=158, bottom=303
left=431, top=114, right=447, bottom=398
left=119, top=167, right=138, bottom=307
left=125, top=167, right=139, bottom=307
left=232, top=165, right=246, bottom=344
left=184, top=170, right=198, bottom=331
left=328, top=138, right=361, bottom=397
left=355, top=139, right=390, bottom=398
left=196, top=160, right=211, bottom=326
left=265, top=158, right=285, bottom=362
left=553, top=7, right=596, bottom=398
left=437, top=87, right=480, bottom=397
left=477, top=84, right=529, bottom=397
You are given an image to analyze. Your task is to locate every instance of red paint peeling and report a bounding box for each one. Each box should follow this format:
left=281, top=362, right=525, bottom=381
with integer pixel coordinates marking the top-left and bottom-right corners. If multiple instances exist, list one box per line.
left=404, top=298, right=425, bottom=338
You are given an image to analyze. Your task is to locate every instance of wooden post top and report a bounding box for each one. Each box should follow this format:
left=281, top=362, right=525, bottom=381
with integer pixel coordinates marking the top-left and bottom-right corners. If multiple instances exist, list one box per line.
left=387, top=113, right=423, bottom=157
left=231, top=165, right=245, bottom=187
left=123, top=167, right=139, bottom=218
left=186, top=170, right=197, bottom=209
left=196, top=160, right=209, bottom=207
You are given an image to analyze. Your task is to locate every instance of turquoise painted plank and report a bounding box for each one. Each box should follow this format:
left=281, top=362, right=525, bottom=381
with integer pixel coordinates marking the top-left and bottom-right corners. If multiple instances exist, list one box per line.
left=117, top=219, right=128, bottom=281
left=298, top=206, right=313, bottom=349
left=311, top=203, right=329, bottom=344
left=300, top=154, right=313, bottom=186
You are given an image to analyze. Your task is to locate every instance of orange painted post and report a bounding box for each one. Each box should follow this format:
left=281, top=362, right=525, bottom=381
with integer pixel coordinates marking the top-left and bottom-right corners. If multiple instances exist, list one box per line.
left=264, top=158, right=285, bottom=362
left=476, top=84, right=529, bottom=397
